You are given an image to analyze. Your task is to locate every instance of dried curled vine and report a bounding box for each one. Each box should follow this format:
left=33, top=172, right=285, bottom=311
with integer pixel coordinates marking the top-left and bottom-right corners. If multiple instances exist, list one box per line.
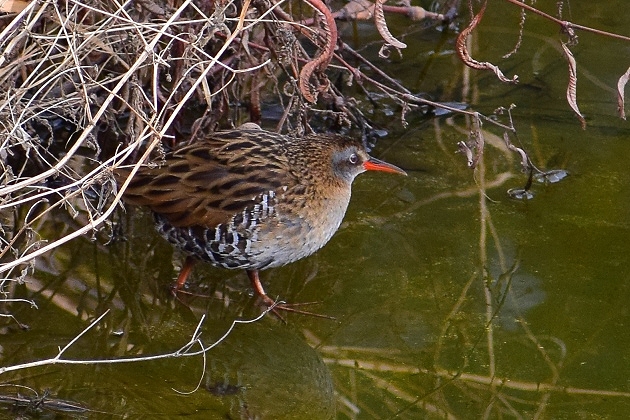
left=298, top=0, right=338, bottom=103
left=374, top=0, right=407, bottom=57
left=456, top=1, right=519, bottom=84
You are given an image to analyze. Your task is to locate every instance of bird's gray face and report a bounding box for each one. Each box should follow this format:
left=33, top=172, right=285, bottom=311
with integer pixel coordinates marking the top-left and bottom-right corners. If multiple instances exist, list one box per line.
left=331, top=146, right=369, bottom=184
left=332, top=146, right=408, bottom=184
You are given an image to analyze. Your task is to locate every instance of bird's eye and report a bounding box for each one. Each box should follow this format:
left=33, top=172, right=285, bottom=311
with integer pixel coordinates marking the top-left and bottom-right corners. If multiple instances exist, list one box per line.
left=348, top=153, right=359, bottom=165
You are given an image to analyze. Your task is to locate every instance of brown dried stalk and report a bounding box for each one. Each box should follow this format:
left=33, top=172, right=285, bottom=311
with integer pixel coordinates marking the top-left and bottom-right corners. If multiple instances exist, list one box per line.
left=502, top=6, right=526, bottom=59
left=298, top=0, right=338, bottom=103
left=456, top=1, right=518, bottom=84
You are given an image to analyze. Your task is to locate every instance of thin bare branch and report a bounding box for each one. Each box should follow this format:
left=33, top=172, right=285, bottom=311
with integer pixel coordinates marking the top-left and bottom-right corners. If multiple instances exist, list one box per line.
left=0, top=308, right=271, bottom=376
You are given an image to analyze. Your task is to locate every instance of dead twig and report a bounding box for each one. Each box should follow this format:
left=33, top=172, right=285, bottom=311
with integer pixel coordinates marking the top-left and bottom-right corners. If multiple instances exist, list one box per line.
left=456, top=1, right=518, bottom=84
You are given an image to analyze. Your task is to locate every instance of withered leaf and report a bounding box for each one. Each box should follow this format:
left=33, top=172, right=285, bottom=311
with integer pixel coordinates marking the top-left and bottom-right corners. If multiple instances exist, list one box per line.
left=561, top=42, right=586, bottom=129
left=337, top=0, right=373, bottom=20
left=374, top=0, right=407, bottom=51
left=455, top=1, right=518, bottom=84
left=616, top=66, right=630, bottom=120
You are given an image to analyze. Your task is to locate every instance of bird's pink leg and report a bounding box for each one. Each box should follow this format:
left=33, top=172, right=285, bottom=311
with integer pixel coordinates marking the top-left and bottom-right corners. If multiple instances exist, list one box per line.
left=173, top=256, right=197, bottom=293
left=247, top=269, right=277, bottom=308
left=246, top=269, right=334, bottom=321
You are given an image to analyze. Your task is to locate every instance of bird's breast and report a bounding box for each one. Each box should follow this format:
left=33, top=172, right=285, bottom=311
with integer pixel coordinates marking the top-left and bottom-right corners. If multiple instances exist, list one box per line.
left=154, top=183, right=352, bottom=270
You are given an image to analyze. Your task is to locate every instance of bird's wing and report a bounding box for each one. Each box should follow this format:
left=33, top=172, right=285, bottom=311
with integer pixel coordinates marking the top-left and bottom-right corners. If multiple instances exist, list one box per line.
left=118, top=130, right=290, bottom=228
